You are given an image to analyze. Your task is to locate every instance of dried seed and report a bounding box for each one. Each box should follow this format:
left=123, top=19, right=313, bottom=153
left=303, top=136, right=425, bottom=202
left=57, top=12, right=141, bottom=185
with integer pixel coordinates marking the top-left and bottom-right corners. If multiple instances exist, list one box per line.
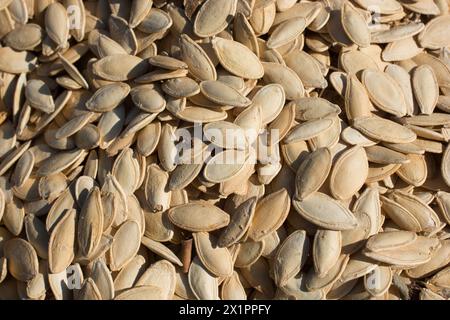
left=293, top=193, right=357, bottom=231
left=193, top=0, right=237, bottom=37
left=168, top=202, right=230, bottom=232
left=48, top=209, right=76, bottom=273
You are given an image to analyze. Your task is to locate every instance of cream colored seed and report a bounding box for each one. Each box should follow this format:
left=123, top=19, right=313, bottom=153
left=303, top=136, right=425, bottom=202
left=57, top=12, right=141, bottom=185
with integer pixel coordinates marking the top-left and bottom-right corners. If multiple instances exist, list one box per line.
left=0, top=0, right=448, bottom=302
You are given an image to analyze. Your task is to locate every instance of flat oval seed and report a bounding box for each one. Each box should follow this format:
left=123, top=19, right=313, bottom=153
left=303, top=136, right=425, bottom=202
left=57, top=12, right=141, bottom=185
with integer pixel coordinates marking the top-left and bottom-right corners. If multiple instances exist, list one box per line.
left=385, top=64, right=415, bottom=115
left=284, top=118, right=334, bottom=143
left=37, top=149, right=86, bottom=177
left=92, top=55, right=148, bottom=81
left=112, top=148, right=140, bottom=196
left=90, top=259, right=114, bottom=300
left=96, top=34, right=128, bottom=57
left=130, top=84, right=166, bottom=113
left=135, top=260, right=176, bottom=299
left=48, top=209, right=76, bottom=274
left=200, top=80, right=251, bottom=107
left=295, top=147, right=332, bottom=200
left=162, top=78, right=200, bottom=98
left=371, top=23, right=424, bottom=43
left=12, top=150, right=34, bottom=187
left=77, top=187, right=103, bottom=258
left=3, top=196, right=24, bottom=235
left=0, top=47, right=37, bottom=74
left=4, top=238, right=39, bottom=281
left=235, top=240, right=264, bottom=268
left=284, top=50, right=328, bottom=89
left=412, top=65, right=439, bottom=115
left=203, top=149, right=247, bottom=183
left=86, top=83, right=130, bottom=112
left=110, top=220, right=141, bottom=271
left=313, top=229, right=342, bottom=277
left=212, top=37, right=264, bottom=80
left=218, top=197, right=257, bottom=247
left=330, top=146, right=368, bottom=200
left=253, top=84, right=286, bottom=124
left=366, top=231, right=417, bottom=253
left=45, top=2, right=69, bottom=47
left=188, top=256, right=219, bottom=300
left=341, top=1, right=370, bottom=47
left=293, top=192, right=357, bottom=230
left=144, top=164, right=171, bottom=213
left=247, top=189, right=290, bottom=241
left=148, top=55, right=188, bottom=70
left=137, top=122, right=161, bottom=157
left=141, top=237, right=182, bottom=267
left=362, top=69, right=407, bottom=117
left=25, top=79, right=55, bottom=114
left=138, top=7, right=172, bottom=34
left=168, top=203, right=230, bottom=232
left=193, top=232, right=233, bottom=277
left=353, top=117, right=416, bottom=144
left=273, top=230, right=309, bottom=287
left=24, top=214, right=49, bottom=260
left=262, top=62, right=304, bottom=100
left=193, top=0, right=237, bottom=37
left=267, top=17, right=306, bottom=49
left=179, top=34, right=217, bottom=81
left=75, top=124, right=100, bottom=150
left=203, top=121, right=247, bottom=150
left=381, top=196, right=421, bottom=232
left=397, top=154, right=427, bottom=187
left=418, top=15, right=450, bottom=49
left=4, top=23, right=43, bottom=51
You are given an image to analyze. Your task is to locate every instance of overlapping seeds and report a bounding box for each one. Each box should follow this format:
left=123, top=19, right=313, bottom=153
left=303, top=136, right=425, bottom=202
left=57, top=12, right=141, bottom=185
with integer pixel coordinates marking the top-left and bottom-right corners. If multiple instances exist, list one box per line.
left=0, top=0, right=448, bottom=301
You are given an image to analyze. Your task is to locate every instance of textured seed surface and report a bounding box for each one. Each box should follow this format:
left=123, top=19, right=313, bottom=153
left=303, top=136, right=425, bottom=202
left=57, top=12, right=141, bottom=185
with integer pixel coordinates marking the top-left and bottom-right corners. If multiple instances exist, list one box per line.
left=0, top=0, right=448, bottom=302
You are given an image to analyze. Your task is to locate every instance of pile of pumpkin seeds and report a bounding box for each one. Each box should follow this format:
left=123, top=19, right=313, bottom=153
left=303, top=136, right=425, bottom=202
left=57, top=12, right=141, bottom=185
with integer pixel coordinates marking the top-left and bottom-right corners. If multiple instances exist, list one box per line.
left=0, top=0, right=449, bottom=300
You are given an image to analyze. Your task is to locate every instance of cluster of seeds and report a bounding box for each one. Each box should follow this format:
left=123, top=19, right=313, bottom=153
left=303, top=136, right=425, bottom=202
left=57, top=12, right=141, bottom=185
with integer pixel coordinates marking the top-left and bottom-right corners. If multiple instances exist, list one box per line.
left=0, top=0, right=449, bottom=300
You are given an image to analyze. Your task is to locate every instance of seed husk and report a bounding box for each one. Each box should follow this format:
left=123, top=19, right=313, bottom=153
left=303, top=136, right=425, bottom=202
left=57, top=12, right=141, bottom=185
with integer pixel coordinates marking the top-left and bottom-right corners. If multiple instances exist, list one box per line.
left=341, top=1, right=370, bottom=47
left=353, top=117, right=416, bottom=144
left=247, top=189, right=290, bottom=241
left=293, top=192, right=358, bottom=231
left=412, top=65, right=439, bottom=115
left=218, top=197, right=257, bottom=247
left=4, top=23, right=43, bottom=51
left=25, top=79, right=55, bottom=114
left=200, top=80, right=251, bottom=107
left=295, top=147, right=331, bottom=200
left=193, top=232, right=233, bottom=277
left=188, top=256, right=219, bottom=300
left=92, top=55, right=148, bottom=81
left=262, top=62, right=305, bottom=100
left=141, top=237, right=183, bottom=267
left=48, top=209, right=76, bottom=274
left=77, top=187, right=103, bottom=258
left=273, top=230, right=309, bottom=287
left=212, top=37, right=264, bottom=80
left=110, top=220, right=141, bottom=271
left=0, top=0, right=447, bottom=302
left=4, top=238, right=39, bottom=281
left=179, top=34, right=217, bottom=81
left=267, top=17, right=306, bottom=49
left=168, top=202, right=230, bottom=232
left=193, top=0, right=237, bottom=38
left=362, top=69, right=407, bottom=117
left=45, top=2, right=69, bottom=47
